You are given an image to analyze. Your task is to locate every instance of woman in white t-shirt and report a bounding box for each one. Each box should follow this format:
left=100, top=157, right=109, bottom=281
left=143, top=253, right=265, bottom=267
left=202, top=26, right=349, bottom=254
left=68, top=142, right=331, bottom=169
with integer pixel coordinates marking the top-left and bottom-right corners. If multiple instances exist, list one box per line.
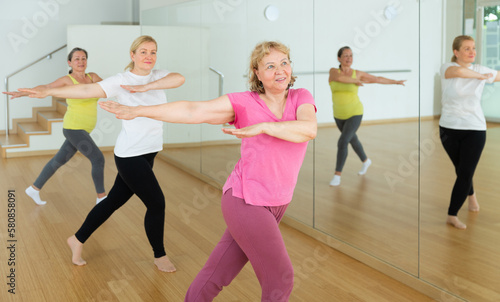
left=20, top=35, right=185, bottom=271
left=440, top=35, right=500, bottom=229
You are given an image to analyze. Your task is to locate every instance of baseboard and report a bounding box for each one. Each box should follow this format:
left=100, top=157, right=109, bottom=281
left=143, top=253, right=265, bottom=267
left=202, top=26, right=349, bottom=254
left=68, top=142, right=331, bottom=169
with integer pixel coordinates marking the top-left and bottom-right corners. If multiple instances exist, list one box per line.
left=5, top=146, right=115, bottom=159
left=318, top=115, right=439, bottom=128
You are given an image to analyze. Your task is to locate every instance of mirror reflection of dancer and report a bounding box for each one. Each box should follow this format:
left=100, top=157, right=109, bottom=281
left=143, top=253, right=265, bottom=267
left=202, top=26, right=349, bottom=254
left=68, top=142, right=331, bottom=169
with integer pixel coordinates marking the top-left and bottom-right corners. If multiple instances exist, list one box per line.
left=440, top=35, right=500, bottom=230
left=3, top=48, right=107, bottom=205
left=100, top=41, right=317, bottom=302
left=328, top=46, right=406, bottom=186
left=19, top=35, right=185, bottom=272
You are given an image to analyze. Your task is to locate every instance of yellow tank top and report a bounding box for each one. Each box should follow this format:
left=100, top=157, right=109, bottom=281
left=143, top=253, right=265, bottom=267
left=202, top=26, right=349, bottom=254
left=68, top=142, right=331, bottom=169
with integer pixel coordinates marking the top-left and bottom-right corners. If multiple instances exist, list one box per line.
left=63, top=74, right=99, bottom=133
left=329, top=69, right=363, bottom=119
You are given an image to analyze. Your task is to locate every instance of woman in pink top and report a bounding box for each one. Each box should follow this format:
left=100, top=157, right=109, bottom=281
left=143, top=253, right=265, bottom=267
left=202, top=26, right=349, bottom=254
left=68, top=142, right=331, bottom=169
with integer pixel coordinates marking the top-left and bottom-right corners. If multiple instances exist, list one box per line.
left=100, top=41, right=317, bottom=301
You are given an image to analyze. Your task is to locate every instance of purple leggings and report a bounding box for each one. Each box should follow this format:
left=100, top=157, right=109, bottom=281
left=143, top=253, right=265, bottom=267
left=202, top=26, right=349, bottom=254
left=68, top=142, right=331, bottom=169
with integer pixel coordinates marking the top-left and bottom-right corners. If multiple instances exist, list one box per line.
left=185, top=189, right=293, bottom=302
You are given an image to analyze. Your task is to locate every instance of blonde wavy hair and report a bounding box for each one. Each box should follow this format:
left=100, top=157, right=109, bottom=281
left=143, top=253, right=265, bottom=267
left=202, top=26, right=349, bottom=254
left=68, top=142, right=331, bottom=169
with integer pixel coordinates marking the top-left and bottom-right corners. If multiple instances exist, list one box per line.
left=125, top=35, right=158, bottom=71
left=451, top=35, right=474, bottom=63
left=248, top=41, right=296, bottom=94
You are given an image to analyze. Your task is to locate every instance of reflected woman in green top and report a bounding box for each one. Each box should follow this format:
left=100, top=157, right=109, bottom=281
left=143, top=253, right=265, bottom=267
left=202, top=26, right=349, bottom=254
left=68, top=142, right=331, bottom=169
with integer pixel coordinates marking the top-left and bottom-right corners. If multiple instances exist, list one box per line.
left=328, top=46, right=406, bottom=186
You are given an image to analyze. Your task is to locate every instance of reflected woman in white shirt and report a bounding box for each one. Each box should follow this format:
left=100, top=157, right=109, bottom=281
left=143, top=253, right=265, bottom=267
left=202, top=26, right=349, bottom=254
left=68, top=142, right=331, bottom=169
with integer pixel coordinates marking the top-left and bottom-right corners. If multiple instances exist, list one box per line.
left=439, top=35, right=500, bottom=229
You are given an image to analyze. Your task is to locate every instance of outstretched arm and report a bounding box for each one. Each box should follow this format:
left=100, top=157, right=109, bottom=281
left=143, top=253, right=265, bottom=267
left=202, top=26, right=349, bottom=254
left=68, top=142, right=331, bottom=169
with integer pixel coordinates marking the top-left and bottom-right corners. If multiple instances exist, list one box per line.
left=3, top=75, right=73, bottom=99
left=120, top=73, right=185, bottom=93
left=222, top=103, right=317, bottom=143
left=444, top=66, right=492, bottom=80
left=99, top=94, right=235, bottom=125
left=358, top=71, right=406, bottom=85
left=18, top=82, right=106, bottom=99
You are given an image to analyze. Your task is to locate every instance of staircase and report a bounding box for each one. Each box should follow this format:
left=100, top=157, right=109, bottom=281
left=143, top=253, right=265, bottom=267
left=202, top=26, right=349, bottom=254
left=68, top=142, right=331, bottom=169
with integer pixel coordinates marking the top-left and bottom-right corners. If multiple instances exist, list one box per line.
left=0, top=97, right=67, bottom=158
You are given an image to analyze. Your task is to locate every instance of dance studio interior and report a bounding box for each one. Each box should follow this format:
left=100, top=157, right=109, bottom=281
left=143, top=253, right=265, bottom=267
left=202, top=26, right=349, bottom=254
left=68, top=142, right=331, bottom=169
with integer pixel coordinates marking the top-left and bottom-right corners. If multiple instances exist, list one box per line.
left=1, top=0, right=499, bottom=301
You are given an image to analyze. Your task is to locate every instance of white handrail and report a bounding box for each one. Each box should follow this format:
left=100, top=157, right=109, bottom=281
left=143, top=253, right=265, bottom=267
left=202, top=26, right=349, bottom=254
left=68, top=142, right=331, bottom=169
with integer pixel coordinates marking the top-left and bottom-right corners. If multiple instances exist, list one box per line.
left=209, top=66, right=224, bottom=96
left=4, top=45, right=67, bottom=139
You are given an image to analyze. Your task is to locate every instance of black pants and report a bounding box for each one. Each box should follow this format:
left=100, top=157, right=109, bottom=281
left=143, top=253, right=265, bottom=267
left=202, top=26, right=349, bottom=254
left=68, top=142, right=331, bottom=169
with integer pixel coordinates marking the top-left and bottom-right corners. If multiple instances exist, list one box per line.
left=75, top=152, right=166, bottom=258
left=334, top=115, right=367, bottom=172
left=34, top=129, right=105, bottom=193
left=440, top=127, right=486, bottom=216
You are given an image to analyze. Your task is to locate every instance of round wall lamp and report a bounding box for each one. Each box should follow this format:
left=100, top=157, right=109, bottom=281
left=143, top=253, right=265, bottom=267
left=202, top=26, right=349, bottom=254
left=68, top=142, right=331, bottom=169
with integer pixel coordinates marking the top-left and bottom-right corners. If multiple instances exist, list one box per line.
left=264, top=5, right=280, bottom=21
left=384, top=5, right=398, bottom=20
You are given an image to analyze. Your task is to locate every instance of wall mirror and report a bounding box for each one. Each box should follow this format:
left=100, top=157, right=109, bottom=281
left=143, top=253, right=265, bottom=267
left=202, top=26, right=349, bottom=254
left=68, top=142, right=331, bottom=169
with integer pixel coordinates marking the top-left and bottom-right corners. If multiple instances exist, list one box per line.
left=312, top=0, right=419, bottom=276
left=419, top=0, right=500, bottom=301
left=140, top=0, right=500, bottom=300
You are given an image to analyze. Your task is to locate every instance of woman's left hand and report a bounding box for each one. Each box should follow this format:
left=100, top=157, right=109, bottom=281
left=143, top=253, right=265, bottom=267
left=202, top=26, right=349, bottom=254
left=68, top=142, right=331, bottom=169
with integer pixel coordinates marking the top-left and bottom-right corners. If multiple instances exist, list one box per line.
left=222, top=124, right=265, bottom=139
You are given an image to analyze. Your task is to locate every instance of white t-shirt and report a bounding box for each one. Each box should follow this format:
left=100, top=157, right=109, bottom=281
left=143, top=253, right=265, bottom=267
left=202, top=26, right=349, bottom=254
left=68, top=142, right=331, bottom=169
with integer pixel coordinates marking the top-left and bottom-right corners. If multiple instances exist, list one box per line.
left=98, top=69, right=169, bottom=157
left=440, top=62, right=497, bottom=130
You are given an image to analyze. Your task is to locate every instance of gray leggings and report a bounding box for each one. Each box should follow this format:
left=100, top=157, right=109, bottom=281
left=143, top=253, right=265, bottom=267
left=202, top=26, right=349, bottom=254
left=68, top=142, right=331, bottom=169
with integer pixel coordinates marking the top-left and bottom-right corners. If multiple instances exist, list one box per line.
left=33, top=128, right=105, bottom=194
left=334, top=115, right=367, bottom=173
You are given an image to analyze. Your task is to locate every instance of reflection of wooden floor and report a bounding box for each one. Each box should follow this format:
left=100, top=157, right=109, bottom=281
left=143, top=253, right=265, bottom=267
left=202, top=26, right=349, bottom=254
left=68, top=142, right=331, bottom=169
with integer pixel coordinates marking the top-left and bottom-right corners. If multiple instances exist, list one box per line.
left=419, top=120, right=500, bottom=302
left=0, top=152, right=433, bottom=301
left=165, top=120, right=500, bottom=301
left=314, top=122, right=420, bottom=276
left=314, top=120, right=500, bottom=301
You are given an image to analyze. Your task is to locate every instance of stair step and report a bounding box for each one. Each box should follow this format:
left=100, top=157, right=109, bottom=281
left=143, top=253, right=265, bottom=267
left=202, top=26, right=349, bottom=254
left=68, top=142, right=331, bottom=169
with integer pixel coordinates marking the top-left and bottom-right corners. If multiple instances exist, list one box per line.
left=0, top=134, right=28, bottom=148
left=38, top=111, right=64, bottom=121
left=18, top=122, right=49, bottom=134
left=2, top=96, right=67, bottom=158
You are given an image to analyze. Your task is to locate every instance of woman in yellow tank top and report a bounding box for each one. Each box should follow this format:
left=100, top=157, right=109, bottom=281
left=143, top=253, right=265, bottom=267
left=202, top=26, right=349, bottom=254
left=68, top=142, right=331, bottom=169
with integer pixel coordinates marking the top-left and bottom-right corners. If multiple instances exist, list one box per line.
left=328, top=46, right=406, bottom=186
left=3, top=48, right=107, bottom=204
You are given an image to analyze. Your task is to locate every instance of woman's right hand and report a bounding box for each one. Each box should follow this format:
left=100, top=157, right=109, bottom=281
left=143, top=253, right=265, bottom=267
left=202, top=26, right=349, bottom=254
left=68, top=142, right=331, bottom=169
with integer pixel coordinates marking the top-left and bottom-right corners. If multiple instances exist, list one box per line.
left=99, top=100, right=137, bottom=120
left=2, top=91, right=29, bottom=99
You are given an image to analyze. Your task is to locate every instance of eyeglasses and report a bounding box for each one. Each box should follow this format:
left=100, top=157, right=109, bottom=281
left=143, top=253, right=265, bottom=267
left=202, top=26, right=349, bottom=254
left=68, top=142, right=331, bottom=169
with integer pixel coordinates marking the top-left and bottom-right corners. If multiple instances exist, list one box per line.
left=264, top=59, right=293, bottom=72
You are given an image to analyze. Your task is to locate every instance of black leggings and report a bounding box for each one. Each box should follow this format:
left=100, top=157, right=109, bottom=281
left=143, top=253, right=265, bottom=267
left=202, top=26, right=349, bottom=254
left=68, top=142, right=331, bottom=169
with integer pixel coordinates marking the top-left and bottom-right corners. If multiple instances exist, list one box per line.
left=334, top=115, right=367, bottom=172
left=34, top=128, right=105, bottom=193
left=75, top=152, right=166, bottom=258
left=440, top=127, right=486, bottom=216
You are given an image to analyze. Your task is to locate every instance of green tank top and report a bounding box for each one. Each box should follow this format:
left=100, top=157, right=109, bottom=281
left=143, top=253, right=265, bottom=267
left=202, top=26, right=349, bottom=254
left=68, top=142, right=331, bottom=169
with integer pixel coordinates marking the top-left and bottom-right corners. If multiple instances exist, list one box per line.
left=63, top=74, right=99, bottom=133
left=329, top=69, right=363, bottom=119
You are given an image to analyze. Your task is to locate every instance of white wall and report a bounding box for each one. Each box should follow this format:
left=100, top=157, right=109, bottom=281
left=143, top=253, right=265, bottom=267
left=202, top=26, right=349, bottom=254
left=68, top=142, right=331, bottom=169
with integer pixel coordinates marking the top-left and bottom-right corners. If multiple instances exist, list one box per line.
left=313, top=0, right=419, bottom=123
left=67, top=25, right=142, bottom=148
left=421, top=0, right=446, bottom=117
left=140, top=0, right=190, bottom=11
left=0, top=0, right=136, bottom=132
left=1, top=0, right=464, bottom=147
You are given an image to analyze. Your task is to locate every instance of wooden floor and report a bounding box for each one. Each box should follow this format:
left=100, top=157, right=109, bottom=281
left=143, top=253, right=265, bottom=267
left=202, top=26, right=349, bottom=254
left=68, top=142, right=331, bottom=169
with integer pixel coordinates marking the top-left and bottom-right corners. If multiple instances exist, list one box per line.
left=161, top=119, right=500, bottom=302
left=312, top=120, right=500, bottom=302
left=0, top=150, right=435, bottom=301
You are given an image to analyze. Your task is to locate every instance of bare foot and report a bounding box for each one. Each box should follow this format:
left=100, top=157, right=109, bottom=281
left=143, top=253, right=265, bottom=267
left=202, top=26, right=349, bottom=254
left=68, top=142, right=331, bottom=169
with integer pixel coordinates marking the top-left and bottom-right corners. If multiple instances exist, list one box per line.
left=154, top=255, right=176, bottom=272
left=468, top=194, right=480, bottom=212
left=67, top=235, right=87, bottom=266
left=446, top=216, right=467, bottom=230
